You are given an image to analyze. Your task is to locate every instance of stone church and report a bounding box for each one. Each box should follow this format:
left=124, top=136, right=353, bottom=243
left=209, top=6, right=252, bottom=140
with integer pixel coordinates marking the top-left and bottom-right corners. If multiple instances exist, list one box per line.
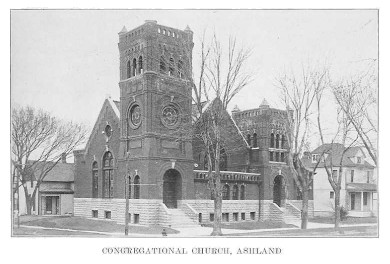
left=73, top=20, right=313, bottom=226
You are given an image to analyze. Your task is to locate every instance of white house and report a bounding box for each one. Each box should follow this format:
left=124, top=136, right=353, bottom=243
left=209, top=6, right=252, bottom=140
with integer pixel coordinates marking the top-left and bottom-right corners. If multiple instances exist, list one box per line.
left=304, top=144, right=377, bottom=217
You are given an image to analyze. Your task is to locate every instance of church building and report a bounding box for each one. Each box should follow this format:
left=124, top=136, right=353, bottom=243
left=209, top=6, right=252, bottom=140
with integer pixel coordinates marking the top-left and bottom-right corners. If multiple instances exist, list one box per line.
left=73, top=20, right=312, bottom=226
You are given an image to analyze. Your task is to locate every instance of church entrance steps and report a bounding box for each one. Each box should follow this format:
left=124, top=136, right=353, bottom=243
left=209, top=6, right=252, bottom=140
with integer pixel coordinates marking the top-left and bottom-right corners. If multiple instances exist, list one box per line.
left=167, top=208, right=200, bottom=227
left=271, top=202, right=301, bottom=226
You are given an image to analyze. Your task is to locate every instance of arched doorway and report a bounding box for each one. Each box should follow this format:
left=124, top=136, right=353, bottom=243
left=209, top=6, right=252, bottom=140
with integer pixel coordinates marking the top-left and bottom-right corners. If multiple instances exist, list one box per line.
left=163, top=169, right=182, bottom=208
left=273, top=175, right=286, bottom=207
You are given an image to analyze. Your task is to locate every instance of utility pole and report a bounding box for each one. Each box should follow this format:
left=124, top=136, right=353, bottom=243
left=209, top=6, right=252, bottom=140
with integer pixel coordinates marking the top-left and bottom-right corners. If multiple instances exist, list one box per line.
left=124, top=173, right=130, bottom=236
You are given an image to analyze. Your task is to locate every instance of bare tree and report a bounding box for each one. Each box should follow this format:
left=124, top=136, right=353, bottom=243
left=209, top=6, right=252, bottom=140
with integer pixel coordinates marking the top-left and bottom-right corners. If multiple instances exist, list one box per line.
left=276, top=64, right=328, bottom=229
left=11, top=106, right=87, bottom=215
left=332, top=63, right=378, bottom=165
left=192, top=34, right=252, bottom=236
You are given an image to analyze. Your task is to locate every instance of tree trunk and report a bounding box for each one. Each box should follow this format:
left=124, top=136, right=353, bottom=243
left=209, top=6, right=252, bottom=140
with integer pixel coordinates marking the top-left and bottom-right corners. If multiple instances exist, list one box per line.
left=334, top=188, right=341, bottom=229
left=301, top=187, right=309, bottom=229
left=211, top=186, right=223, bottom=236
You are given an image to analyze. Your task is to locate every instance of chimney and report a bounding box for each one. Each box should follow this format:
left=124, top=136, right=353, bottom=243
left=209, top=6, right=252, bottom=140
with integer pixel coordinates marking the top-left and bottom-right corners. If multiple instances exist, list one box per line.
left=61, top=153, right=67, bottom=163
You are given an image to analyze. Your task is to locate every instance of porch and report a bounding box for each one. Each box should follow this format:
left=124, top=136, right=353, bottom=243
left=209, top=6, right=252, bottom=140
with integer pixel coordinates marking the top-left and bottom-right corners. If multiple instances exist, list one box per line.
left=346, top=183, right=377, bottom=217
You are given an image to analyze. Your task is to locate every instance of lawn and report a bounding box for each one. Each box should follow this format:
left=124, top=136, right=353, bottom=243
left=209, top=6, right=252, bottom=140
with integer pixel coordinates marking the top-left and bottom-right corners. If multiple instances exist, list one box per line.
left=227, top=225, right=378, bottom=237
left=13, top=226, right=107, bottom=237
left=203, top=220, right=297, bottom=230
left=309, top=216, right=378, bottom=225
left=16, top=215, right=179, bottom=236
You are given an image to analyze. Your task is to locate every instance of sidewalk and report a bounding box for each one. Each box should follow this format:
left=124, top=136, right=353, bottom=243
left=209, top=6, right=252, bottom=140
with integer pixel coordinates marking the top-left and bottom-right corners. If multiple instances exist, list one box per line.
left=19, top=222, right=377, bottom=237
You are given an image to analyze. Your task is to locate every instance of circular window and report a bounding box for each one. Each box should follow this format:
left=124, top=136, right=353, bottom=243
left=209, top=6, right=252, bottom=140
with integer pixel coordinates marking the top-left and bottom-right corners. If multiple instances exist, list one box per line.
left=104, top=125, right=112, bottom=138
left=129, top=104, right=141, bottom=128
left=161, top=105, right=180, bottom=128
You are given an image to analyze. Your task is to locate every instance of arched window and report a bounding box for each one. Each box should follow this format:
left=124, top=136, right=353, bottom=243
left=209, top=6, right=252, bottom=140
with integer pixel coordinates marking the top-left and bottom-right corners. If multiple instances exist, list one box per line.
left=160, top=56, right=166, bottom=73
left=281, top=152, right=285, bottom=163
left=134, top=175, right=140, bottom=199
left=169, top=58, right=174, bottom=76
left=138, top=56, right=143, bottom=74
left=232, top=185, right=239, bottom=200
left=132, top=58, right=137, bottom=76
left=92, top=161, right=98, bottom=198
left=102, top=152, right=114, bottom=198
left=275, top=152, right=280, bottom=162
left=178, top=60, right=183, bottom=78
left=240, top=185, right=245, bottom=200
left=222, top=184, right=230, bottom=200
left=276, top=134, right=280, bottom=148
left=281, top=135, right=285, bottom=149
left=219, top=148, right=227, bottom=171
left=252, top=133, right=258, bottom=148
left=126, top=60, right=131, bottom=79
left=270, top=133, right=275, bottom=148
left=247, top=134, right=251, bottom=147
left=270, top=151, right=274, bottom=162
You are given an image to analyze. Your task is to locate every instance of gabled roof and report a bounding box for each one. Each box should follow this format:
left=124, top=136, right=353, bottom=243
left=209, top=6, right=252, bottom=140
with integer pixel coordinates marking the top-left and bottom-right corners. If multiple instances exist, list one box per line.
left=83, top=96, right=120, bottom=154
left=26, top=161, right=74, bottom=182
left=309, top=143, right=375, bottom=169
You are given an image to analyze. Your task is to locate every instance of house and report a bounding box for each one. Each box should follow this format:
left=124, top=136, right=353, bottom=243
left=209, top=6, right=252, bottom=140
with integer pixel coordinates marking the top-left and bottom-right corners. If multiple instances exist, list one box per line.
left=18, top=154, right=75, bottom=216
left=73, top=20, right=311, bottom=227
left=305, top=143, right=377, bottom=217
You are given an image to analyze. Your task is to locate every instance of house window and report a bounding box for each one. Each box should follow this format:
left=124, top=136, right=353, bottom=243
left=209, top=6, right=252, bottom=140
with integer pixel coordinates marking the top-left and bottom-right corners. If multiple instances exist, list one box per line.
left=240, top=185, right=245, bottom=200
left=232, top=185, right=239, bottom=200
left=366, top=171, right=370, bottom=183
left=222, top=213, right=229, bottom=222
left=330, top=191, right=334, bottom=199
left=92, top=161, right=99, bottom=198
left=134, top=175, right=140, bottom=199
left=241, top=212, right=246, bottom=220
left=102, top=151, right=114, bottom=198
left=363, top=192, right=368, bottom=206
left=332, top=170, right=338, bottom=179
left=350, top=170, right=354, bottom=183
left=92, top=210, right=98, bottom=218
left=222, top=184, right=230, bottom=200
left=357, top=157, right=362, bottom=164
left=134, top=214, right=140, bottom=224
left=250, top=212, right=255, bottom=220
left=233, top=212, right=239, bottom=221
left=105, top=211, right=111, bottom=219
left=311, top=154, right=318, bottom=163
left=210, top=213, right=214, bottom=222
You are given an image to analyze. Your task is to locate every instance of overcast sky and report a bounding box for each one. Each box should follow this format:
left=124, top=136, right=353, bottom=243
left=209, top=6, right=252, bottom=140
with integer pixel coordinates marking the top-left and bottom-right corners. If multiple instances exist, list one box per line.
left=11, top=10, right=378, bottom=144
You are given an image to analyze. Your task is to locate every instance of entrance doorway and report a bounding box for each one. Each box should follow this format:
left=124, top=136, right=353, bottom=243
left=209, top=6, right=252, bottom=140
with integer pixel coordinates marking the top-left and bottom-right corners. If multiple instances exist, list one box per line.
left=44, top=196, right=59, bottom=215
left=273, top=175, right=285, bottom=207
left=163, top=169, right=182, bottom=208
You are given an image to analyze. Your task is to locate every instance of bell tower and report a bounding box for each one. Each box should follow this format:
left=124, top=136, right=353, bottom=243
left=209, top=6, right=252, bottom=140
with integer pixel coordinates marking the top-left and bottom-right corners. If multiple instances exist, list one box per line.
left=117, top=20, right=195, bottom=204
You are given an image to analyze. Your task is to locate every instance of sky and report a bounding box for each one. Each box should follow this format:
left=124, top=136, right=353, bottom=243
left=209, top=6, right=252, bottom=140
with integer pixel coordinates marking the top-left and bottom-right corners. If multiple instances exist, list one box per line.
left=11, top=10, right=378, bottom=145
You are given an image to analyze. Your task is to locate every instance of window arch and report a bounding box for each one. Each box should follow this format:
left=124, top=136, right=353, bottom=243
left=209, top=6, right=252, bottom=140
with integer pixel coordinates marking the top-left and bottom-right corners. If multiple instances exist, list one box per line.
left=222, top=184, right=230, bottom=200
left=178, top=60, right=183, bottom=78
left=138, top=56, right=143, bottom=74
left=247, top=134, right=251, bottom=147
left=240, top=185, right=245, bottom=200
left=281, top=135, right=285, bottom=149
left=134, top=175, right=140, bottom=199
left=270, top=133, right=275, bottom=148
left=132, top=58, right=137, bottom=76
left=169, top=57, right=174, bottom=76
left=232, top=185, right=239, bottom=200
left=275, top=134, right=280, bottom=148
left=92, top=161, right=98, bottom=198
left=160, top=56, right=166, bottom=73
left=252, top=133, right=258, bottom=148
left=102, top=152, right=114, bottom=198
left=126, top=60, right=131, bottom=79
left=219, top=148, right=227, bottom=171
